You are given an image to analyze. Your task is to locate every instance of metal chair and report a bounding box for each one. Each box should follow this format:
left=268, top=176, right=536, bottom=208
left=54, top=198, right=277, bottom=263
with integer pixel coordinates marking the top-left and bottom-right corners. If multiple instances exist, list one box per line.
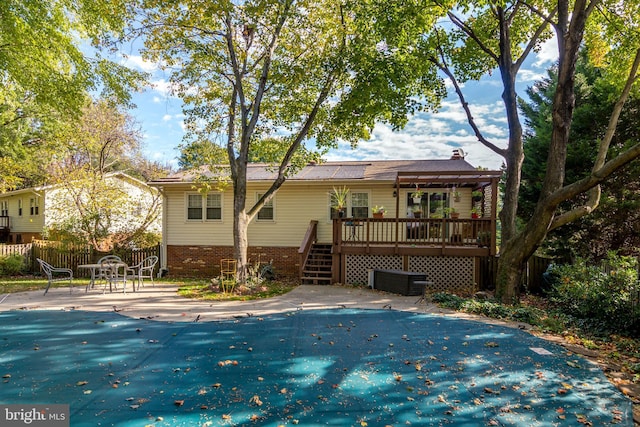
left=98, top=256, right=127, bottom=293
left=126, top=256, right=159, bottom=291
left=96, top=255, right=122, bottom=283
left=220, top=259, right=237, bottom=293
left=37, top=258, right=73, bottom=295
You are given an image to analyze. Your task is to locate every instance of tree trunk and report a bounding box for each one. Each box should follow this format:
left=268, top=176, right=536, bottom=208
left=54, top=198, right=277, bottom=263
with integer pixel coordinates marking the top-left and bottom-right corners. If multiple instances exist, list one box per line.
left=495, top=243, right=526, bottom=304
left=233, top=209, right=250, bottom=283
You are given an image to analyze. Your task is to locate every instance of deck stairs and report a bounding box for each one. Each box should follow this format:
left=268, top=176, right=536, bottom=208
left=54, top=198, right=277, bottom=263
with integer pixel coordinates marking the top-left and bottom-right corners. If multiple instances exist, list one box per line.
left=301, top=243, right=333, bottom=285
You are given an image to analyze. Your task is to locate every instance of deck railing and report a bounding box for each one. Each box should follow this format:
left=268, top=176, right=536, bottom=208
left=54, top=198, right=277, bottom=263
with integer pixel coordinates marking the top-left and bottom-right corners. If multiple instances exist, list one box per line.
left=333, top=217, right=495, bottom=250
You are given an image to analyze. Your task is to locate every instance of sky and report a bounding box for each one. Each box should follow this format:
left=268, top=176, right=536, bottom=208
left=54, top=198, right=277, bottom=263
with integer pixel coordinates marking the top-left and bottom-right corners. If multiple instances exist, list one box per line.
left=122, top=38, right=559, bottom=172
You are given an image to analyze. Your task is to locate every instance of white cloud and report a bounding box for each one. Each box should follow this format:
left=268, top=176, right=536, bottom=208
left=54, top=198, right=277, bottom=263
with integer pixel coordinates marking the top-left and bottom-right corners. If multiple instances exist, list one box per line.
left=518, top=68, right=546, bottom=83
left=533, top=36, right=558, bottom=68
left=150, top=79, right=179, bottom=98
left=120, top=54, right=159, bottom=73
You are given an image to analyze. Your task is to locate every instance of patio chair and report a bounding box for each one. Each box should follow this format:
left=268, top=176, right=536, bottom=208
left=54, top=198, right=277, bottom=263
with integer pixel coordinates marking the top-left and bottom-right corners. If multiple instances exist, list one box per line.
left=99, top=258, right=128, bottom=293
left=220, top=259, right=237, bottom=293
left=96, top=255, right=122, bottom=282
left=37, top=258, right=73, bottom=295
left=126, top=255, right=159, bottom=291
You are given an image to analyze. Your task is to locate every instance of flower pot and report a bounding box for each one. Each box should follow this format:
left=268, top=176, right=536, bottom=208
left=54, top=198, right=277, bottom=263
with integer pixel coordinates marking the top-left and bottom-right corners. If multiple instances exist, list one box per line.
left=471, top=213, right=479, bottom=219
left=413, top=197, right=421, bottom=204
left=450, top=212, right=460, bottom=219
left=373, top=212, right=384, bottom=219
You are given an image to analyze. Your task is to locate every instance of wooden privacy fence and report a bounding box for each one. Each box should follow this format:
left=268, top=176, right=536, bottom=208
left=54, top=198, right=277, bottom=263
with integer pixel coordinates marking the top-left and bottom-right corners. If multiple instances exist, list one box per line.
left=0, top=241, right=160, bottom=278
left=477, top=255, right=553, bottom=294
left=0, top=244, right=33, bottom=257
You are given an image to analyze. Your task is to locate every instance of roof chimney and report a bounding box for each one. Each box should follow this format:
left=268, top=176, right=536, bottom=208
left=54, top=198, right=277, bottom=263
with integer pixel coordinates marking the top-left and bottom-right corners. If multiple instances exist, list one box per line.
left=450, top=148, right=465, bottom=160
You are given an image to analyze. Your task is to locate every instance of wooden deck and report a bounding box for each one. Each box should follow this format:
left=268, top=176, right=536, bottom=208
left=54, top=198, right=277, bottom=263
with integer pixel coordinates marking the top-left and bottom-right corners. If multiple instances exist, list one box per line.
left=332, top=217, right=496, bottom=257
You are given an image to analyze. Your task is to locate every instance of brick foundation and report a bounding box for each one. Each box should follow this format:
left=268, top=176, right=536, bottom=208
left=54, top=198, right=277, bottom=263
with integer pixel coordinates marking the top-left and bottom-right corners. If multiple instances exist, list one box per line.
left=166, top=245, right=300, bottom=279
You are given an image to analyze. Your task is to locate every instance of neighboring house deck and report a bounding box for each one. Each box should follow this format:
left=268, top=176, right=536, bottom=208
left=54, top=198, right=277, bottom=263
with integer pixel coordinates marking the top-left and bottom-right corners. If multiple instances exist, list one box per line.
left=149, top=153, right=501, bottom=293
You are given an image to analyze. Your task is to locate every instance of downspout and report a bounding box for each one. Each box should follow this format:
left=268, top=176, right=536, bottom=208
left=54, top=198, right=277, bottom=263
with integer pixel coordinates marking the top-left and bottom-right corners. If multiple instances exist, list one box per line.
left=158, top=186, right=168, bottom=275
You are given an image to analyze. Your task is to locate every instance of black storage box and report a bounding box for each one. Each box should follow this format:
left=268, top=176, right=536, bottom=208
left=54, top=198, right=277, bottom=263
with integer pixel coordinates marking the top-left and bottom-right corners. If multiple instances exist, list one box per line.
left=373, top=269, right=427, bottom=296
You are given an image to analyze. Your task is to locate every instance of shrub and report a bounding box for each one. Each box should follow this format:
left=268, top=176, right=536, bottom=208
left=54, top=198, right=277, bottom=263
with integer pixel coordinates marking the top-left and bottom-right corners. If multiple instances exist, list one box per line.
left=0, top=254, right=26, bottom=276
left=548, top=252, right=639, bottom=334
left=431, top=293, right=465, bottom=309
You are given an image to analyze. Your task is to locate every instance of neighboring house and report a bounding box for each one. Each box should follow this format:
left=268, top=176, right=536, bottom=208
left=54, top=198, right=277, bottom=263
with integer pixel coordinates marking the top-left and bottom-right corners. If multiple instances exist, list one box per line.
left=148, top=151, right=502, bottom=292
left=0, top=172, right=161, bottom=244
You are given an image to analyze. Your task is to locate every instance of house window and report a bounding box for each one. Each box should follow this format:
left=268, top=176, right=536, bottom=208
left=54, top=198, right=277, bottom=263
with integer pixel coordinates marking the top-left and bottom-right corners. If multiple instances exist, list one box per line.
left=206, top=194, right=222, bottom=220
left=187, top=194, right=203, bottom=220
left=256, top=193, right=274, bottom=221
left=0, top=201, right=7, bottom=216
left=407, top=192, right=448, bottom=218
left=30, top=197, right=39, bottom=216
left=18, top=199, right=22, bottom=216
left=187, top=193, right=222, bottom=221
left=351, top=192, right=369, bottom=218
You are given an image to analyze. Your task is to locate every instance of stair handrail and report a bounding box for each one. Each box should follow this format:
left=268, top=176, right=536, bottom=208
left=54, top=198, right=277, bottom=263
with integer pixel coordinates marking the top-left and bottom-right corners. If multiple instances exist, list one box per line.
left=298, top=220, right=318, bottom=279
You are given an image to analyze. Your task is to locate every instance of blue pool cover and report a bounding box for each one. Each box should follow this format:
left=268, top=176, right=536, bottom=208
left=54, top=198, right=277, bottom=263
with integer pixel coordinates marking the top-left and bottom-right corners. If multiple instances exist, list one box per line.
left=0, top=308, right=633, bottom=426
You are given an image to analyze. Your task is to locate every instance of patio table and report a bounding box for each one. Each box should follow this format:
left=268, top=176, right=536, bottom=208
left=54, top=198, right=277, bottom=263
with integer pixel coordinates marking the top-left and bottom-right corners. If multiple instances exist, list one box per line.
left=78, top=262, right=130, bottom=293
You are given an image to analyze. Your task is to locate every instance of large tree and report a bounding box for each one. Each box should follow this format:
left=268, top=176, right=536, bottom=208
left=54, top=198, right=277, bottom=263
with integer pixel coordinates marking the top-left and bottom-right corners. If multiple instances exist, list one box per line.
left=130, top=0, right=445, bottom=279
left=417, top=0, right=640, bottom=303
left=45, top=101, right=163, bottom=250
left=520, top=50, right=640, bottom=260
left=0, top=0, right=144, bottom=191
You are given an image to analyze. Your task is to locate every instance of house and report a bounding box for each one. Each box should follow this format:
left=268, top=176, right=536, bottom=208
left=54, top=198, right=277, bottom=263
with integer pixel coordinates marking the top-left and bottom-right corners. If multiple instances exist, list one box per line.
left=0, top=172, right=161, bottom=244
left=148, top=152, right=501, bottom=293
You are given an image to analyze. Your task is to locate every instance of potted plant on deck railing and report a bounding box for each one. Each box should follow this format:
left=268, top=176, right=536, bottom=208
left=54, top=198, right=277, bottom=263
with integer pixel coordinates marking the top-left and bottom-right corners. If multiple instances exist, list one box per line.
left=444, top=207, right=460, bottom=219
left=330, top=186, right=349, bottom=218
left=372, top=206, right=386, bottom=219
left=471, top=207, right=480, bottom=219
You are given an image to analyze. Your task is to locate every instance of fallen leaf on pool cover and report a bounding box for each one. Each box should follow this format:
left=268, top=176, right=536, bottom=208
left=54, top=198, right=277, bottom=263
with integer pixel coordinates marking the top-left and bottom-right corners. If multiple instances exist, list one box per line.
left=76, top=380, right=88, bottom=386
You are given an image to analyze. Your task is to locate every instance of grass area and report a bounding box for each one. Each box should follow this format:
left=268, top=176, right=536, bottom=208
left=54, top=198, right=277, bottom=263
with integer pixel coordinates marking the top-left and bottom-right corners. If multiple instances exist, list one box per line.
left=0, top=276, right=90, bottom=294
left=0, top=275, right=298, bottom=301
left=177, top=280, right=298, bottom=301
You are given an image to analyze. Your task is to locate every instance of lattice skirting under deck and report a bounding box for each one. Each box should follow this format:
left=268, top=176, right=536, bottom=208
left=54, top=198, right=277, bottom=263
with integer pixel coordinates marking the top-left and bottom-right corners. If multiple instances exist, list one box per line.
left=345, top=254, right=476, bottom=295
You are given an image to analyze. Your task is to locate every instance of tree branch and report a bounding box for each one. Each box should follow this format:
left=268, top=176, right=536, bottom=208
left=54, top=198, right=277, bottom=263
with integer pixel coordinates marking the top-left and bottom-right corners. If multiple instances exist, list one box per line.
left=430, top=49, right=506, bottom=157
left=447, top=11, right=499, bottom=62
left=244, top=0, right=293, bottom=146
left=549, top=47, right=640, bottom=230
left=513, top=5, right=557, bottom=72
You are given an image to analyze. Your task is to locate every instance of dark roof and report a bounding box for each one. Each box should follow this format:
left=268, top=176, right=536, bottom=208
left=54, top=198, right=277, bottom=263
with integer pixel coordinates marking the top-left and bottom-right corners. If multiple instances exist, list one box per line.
left=150, top=159, right=495, bottom=185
